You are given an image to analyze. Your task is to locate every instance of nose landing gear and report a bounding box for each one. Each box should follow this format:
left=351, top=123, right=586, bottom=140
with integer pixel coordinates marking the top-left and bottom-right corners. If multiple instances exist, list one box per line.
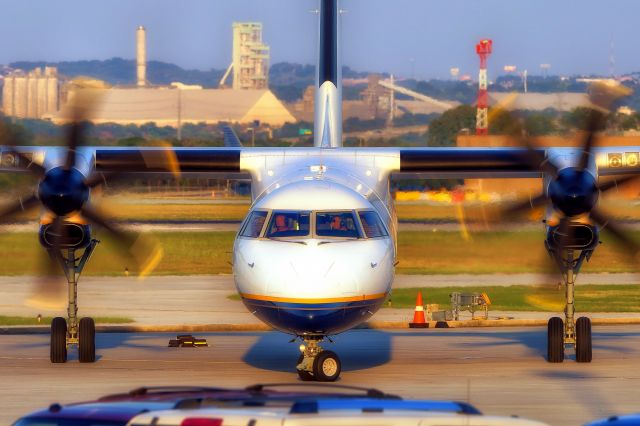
left=296, top=337, right=342, bottom=381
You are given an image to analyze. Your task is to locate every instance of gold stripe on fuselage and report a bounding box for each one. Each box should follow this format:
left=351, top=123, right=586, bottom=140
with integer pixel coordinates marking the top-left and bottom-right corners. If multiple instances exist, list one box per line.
left=239, top=292, right=388, bottom=304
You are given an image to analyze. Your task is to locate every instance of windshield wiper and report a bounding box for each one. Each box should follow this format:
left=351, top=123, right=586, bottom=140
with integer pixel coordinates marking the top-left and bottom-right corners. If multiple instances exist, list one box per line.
left=267, top=237, right=307, bottom=245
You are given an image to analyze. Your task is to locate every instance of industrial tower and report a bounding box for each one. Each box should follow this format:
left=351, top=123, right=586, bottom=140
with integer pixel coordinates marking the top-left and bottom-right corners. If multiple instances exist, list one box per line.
left=221, top=22, right=270, bottom=90
left=136, top=26, right=147, bottom=87
left=475, top=39, right=492, bottom=135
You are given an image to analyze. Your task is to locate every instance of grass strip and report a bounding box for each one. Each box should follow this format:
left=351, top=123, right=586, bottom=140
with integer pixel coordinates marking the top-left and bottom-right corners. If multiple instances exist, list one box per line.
left=0, top=230, right=637, bottom=275
left=388, top=285, right=640, bottom=312
left=0, top=315, right=134, bottom=326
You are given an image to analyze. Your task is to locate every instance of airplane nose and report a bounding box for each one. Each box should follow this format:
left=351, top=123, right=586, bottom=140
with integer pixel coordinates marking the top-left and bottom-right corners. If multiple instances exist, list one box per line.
left=233, top=237, right=394, bottom=336
left=234, top=238, right=393, bottom=299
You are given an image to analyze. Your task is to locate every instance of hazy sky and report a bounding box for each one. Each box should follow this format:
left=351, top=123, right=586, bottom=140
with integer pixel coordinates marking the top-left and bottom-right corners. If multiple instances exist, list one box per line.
left=1, top=0, right=639, bottom=79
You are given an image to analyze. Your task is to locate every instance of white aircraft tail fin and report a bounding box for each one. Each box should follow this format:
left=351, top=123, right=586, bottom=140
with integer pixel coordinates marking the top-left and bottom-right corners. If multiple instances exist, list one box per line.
left=313, top=0, right=343, bottom=148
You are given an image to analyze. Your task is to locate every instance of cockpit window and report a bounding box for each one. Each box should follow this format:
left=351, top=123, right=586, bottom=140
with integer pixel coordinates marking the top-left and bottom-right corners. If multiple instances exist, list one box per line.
left=358, top=210, right=388, bottom=238
left=240, top=210, right=268, bottom=238
left=266, top=211, right=311, bottom=238
left=316, top=211, right=360, bottom=238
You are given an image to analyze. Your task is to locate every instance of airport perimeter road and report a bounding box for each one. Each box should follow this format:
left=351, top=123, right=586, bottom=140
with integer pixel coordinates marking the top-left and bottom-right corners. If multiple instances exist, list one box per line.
left=1, top=326, right=640, bottom=425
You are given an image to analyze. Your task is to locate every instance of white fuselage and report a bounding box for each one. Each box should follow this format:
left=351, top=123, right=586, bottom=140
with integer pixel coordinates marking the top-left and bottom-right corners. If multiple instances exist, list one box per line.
left=232, top=148, right=399, bottom=335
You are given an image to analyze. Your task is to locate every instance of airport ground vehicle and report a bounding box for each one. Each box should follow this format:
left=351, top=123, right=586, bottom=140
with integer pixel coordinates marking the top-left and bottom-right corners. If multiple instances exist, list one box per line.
left=586, top=413, right=640, bottom=425
left=11, top=384, right=413, bottom=426
left=127, top=400, right=549, bottom=426
left=126, top=384, right=548, bottom=426
left=13, top=383, right=548, bottom=426
left=11, top=386, right=277, bottom=426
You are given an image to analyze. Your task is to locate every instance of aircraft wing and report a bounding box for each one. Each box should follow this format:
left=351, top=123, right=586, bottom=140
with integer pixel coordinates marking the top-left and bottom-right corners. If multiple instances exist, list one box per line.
left=0, top=146, right=249, bottom=179
left=395, top=146, right=640, bottom=179
left=395, top=147, right=542, bottom=179
left=95, top=147, right=242, bottom=173
left=2, top=146, right=639, bottom=180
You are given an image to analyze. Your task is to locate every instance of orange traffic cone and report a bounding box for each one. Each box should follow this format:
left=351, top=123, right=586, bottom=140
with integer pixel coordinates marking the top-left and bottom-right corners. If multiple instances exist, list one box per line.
left=409, top=291, right=428, bottom=328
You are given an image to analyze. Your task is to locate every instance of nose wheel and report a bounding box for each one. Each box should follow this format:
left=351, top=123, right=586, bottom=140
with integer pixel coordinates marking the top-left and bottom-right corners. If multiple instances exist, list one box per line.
left=48, top=242, right=99, bottom=363
left=296, top=337, right=342, bottom=382
left=546, top=248, right=593, bottom=363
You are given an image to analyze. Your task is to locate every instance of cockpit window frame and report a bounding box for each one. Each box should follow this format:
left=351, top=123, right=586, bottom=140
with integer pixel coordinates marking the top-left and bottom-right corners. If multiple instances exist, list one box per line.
left=356, top=209, right=389, bottom=239
left=238, top=209, right=269, bottom=239
left=265, top=209, right=313, bottom=239
left=239, top=208, right=389, bottom=241
left=313, top=209, right=364, bottom=239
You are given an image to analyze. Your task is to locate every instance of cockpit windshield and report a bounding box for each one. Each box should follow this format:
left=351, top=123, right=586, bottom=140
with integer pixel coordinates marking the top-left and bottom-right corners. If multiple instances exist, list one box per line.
left=315, top=211, right=360, bottom=238
left=266, top=211, right=311, bottom=237
left=358, top=210, right=389, bottom=238
left=240, top=210, right=268, bottom=238
left=239, top=209, right=388, bottom=240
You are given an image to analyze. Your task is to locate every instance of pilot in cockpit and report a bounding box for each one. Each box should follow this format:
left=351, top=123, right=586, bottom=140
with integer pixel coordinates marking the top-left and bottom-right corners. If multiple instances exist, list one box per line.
left=274, top=214, right=290, bottom=233
left=330, top=215, right=347, bottom=231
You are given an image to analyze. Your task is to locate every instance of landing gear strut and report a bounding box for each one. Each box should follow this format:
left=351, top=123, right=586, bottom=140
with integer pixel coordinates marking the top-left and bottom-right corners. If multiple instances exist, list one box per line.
left=546, top=247, right=592, bottom=363
left=296, top=336, right=341, bottom=382
left=49, top=240, right=99, bottom=363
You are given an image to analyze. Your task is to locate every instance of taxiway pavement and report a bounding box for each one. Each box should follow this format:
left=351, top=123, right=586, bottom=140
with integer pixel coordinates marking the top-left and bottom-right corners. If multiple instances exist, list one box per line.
left=1, top=326, right=640, bottom=426
left=3, top=274, right=640, bottom=325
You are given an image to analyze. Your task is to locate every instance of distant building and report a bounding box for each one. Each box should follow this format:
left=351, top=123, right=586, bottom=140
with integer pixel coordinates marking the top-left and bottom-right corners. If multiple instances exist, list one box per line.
left=231, top=22, right=270, bottom=90
left=2, top=67, right=59, bottom=118
left=489, top=92, right=590, bottom=112
left=50, top=87, right=295, bottom=127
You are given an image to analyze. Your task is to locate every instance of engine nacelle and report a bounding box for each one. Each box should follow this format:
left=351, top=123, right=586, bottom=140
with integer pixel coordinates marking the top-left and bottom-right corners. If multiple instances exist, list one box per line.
left=546, top=223, right=599, bottom=251
left=39, top=222, right=91, bottom=250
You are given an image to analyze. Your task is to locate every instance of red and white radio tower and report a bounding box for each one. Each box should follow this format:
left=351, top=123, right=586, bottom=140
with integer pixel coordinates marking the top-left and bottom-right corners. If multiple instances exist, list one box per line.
left=475, top=39, right=492, bottom=135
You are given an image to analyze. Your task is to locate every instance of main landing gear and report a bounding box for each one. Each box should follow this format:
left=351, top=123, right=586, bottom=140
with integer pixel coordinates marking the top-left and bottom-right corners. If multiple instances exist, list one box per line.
left=49, top=240, right=99, bottom=363
left=296, top=336, right=342, bottom=382
left=546, top=247, right=593, bottom=363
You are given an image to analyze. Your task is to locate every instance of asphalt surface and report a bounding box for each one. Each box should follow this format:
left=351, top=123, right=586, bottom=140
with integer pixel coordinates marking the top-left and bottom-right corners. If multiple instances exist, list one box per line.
left=2, top=326, right=640, bottom=426
left=4, top=274, right=640, bottom=325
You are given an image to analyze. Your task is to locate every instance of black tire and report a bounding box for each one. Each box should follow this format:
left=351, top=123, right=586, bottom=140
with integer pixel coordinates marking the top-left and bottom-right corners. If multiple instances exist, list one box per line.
left=313, top=350, right=341, bottom=382
left=296, top=354, right=314, bottom=381
left=547, top=316, right=564, bottom=363
left=50, top=317, right=67, bottom=363
left=78, top=317, right=96, bottom=363
left=576, top=316, right=592, bottom=363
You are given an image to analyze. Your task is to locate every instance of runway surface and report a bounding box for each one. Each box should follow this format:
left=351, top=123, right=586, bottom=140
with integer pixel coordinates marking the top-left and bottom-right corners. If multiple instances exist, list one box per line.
left=2, top=326, right=640, bottom=425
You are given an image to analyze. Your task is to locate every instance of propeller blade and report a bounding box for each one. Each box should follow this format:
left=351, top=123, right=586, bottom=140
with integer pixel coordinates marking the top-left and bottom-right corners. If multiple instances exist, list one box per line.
left=1, top=147, right=46, bottom=177
left=524, top=284, right=566, bottom=312
left=25, top=218, right=67, bottom=310
left=590, top=208, right=640, bottom=255
left=80, top=205, right=163, bottom=278
left=556, top=217, right=576, bottom=251
left=24, top=249, right=67, bottom=311
left=501, top=193, right=549, bottom=218
left=0, top=120, right=46, bottom=177
left=60, top=87, right=105, bottom=171
left=577, top=110, right=604, bottom=171
left=598, top=175, right=640, bottom=193
left=0, top=194, right=40, bottom=223
left=64, top=122, right=85, bottom=171
left=85, top=172, right=115, bottom=188
left=140, top=141, right=182, bottom=179
left=516, top=137, right=558, bottom=178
